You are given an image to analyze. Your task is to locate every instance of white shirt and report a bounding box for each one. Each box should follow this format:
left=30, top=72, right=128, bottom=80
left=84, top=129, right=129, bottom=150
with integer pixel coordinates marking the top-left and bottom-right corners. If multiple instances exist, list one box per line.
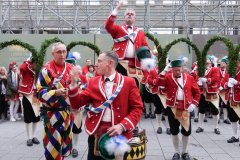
left=125, top=26, right=135, bottom=58
left=101, top=72, right=116, bottom=122
left=176, top=75, right=184, bottom=100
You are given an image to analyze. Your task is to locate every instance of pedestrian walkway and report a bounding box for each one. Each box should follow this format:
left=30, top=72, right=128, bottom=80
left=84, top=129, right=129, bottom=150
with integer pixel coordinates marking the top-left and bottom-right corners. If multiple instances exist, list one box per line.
left=0, top=115, right=239, bottom=160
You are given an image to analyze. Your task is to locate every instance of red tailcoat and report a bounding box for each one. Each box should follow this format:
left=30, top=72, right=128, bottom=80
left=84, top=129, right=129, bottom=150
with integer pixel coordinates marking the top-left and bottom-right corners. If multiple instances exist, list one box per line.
left=157, top=73, right=201, bottom=110
left=147, top=67, right=159, bottom=94
left=224, top=66, right=240, bottom=102
left=18, top=61, right=35, bottom=95
left=68, top=72, right=143, bottom=139
left=140, top=70, right=149, bottom=85
left=105, top=15, right=148, bottom=68
left=203, top=67, right=220, bottom=93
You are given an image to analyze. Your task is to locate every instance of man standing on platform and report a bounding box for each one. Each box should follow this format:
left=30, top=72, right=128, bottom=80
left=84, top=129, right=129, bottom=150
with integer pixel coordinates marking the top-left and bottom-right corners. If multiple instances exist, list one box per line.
left=105, top=0, right=149, bottom=77
left=19, top=56, right=40, bottom=147
left=37, top=42, right=74, bottom=160
left=68, top=51, right=143, bottom=160
left=157, top=59, right=201, bottom=160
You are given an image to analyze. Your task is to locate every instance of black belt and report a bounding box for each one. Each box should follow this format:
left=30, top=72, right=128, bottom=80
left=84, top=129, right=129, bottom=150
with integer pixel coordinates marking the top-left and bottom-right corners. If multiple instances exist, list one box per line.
left=42, top=105, right=70, bottom=112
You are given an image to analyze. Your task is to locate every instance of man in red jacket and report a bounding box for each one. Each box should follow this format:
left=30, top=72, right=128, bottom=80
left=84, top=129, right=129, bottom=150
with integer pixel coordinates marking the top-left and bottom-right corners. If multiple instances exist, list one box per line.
left=196, top=55, right=221, bottom=135
left=157, top=59, right=200, bottom=160
left=105, top=0, right=149, bottom=78
left=68, top=51, right=143, bottom=160
left=19, top=57, right=40, bottom=147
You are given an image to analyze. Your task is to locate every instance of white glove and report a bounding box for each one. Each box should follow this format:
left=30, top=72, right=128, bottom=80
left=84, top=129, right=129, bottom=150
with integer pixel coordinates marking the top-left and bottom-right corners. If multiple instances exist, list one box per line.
left=229, top=78, right=238, bottom=85
left=197, top=79, right=203, bottom=86
left=164, top=63, right=172, bottom=72
left=219, top=86, right=223, bottom=91
left=227, top=81, right=234, bottom=88
left=188, top=104, right=196, bottom=113
left=200, top=77, right=207, bottom=83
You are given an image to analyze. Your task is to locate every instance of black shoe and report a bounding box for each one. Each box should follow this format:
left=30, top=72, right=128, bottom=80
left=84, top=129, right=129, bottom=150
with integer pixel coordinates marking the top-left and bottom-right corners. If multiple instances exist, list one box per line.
left=194, top=118, right=198, bottom=122
left=214, top=128, right=220, bottom=135
left=32, top=137, right=40, bottom=144
left=182, top=153, right=191, bottom=160
left=196, top=127, right=204, bottom=133
left=227, top=136, right=239, bottom=143
left=223, top=119, right=231, bottom=124
left=204, top=118, right=208, bottom=122
left=150, top=114, right=156, bottom=119
left=172, top=153, right=180, bottom=160
left=157, top=127, right=162, bottom=134
left=72, top=148, right=78, bottom=158
left=27, top=139, right=33, bottom=146
left=166, top=128, right=171, bottom=135
left=209, top=115, right=213, bottom=118
left=144, top=114, right=150, bottom=119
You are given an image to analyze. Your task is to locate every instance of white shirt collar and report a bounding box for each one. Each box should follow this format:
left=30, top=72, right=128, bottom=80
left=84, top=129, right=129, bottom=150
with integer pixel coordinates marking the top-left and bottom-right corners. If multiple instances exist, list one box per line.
left=104, top=71, right=116, bottom=82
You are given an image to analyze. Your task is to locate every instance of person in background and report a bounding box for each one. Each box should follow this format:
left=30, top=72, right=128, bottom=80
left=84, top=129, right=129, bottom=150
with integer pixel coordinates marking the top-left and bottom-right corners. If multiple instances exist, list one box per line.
left=82, top=59, right=93, bottom=75
left=86, top=65, right=96, bottom=79
left=65, top=52, right=83, bottom=158
left=196, top=55, right=221, bottom=135
left=18, top=56, right=40, bottom=147
left=0, top=67, right=8, bottom=120
left=6, top=62, right=21, bottom=122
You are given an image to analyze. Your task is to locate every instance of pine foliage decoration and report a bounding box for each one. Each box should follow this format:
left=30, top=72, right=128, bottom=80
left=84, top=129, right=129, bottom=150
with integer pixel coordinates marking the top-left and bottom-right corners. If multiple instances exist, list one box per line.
left=0, top=39, right=38, bottom=61
left=201, top=36, right=235, bottom=77
left=67, top=41, right=101, bottom=56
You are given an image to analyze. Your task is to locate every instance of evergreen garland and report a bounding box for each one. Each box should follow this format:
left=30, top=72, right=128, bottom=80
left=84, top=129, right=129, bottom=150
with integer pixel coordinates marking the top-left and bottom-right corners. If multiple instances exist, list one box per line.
left=163, top=37, right=201, bottom=73
left=201, top=36, right=235, bottom=77
left=67, top=41, right=101, bottom=56
left=36, top=37, right=64, bottom=79
left=145, top=32, right=164, bottom=72
left=0, top=39, right=38, bottom=62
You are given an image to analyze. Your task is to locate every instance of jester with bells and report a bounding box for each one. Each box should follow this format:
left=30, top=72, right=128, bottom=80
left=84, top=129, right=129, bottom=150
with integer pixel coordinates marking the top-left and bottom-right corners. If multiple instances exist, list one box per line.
left=155, top=59, right=200, bottom=160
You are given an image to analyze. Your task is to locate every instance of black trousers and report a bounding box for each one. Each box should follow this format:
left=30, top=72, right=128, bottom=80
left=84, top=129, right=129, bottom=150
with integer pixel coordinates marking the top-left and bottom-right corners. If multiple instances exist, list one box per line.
left=227, top=102, right=240, bottom=122
left=152, top=94, right=164, bottom=114
left=166, top=107, right=191, bottom=136
left=198, top=95, right=219, bottom=115
left=72, top=122, right=82, bottom=134
left=22, top=96, right=40, bottom=123
left=0, top=93, right=8, bottom=118
left=88, top=135, right=105, bottom=160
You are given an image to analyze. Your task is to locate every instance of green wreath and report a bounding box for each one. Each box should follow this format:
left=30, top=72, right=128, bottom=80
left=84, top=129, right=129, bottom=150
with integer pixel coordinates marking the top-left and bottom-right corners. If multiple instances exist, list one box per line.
left=67, top=41, right=101, bottom=56
left=0, top=39, right=38, bottom=63
left=201, top=36, right=235, bottom=77
left=36, top=37, right=64, bottom=79
left=162, top=38, right=201, bottom=73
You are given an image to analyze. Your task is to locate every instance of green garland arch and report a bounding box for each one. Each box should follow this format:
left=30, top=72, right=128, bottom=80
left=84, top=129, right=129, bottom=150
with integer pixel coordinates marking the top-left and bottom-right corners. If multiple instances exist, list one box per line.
left=0, top=39, right=38, bottom=63
left=36, top=37, right=64, bottom=79
left=145, top=32, right=165, bottom=72
left=66, top=41, right=101, bottom=56
left=163, top=38, right=201, bottom=73
left=201, top=36, right=235, bottom=77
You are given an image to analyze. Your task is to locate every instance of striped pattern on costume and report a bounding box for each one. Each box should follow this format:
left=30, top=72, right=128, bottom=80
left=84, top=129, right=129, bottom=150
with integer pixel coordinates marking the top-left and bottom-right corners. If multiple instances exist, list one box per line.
left=37, top=61, right=73, bottom=160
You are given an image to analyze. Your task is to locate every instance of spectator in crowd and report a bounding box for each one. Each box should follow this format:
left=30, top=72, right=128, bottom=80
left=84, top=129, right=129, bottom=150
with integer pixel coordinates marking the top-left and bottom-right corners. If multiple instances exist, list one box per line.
left=0, top=66, right=8, bottom=120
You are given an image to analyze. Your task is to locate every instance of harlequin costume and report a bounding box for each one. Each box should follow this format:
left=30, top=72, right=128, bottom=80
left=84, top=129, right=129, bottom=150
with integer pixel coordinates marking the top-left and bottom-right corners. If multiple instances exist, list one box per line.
left=37, top=60, right=74, bottom=160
